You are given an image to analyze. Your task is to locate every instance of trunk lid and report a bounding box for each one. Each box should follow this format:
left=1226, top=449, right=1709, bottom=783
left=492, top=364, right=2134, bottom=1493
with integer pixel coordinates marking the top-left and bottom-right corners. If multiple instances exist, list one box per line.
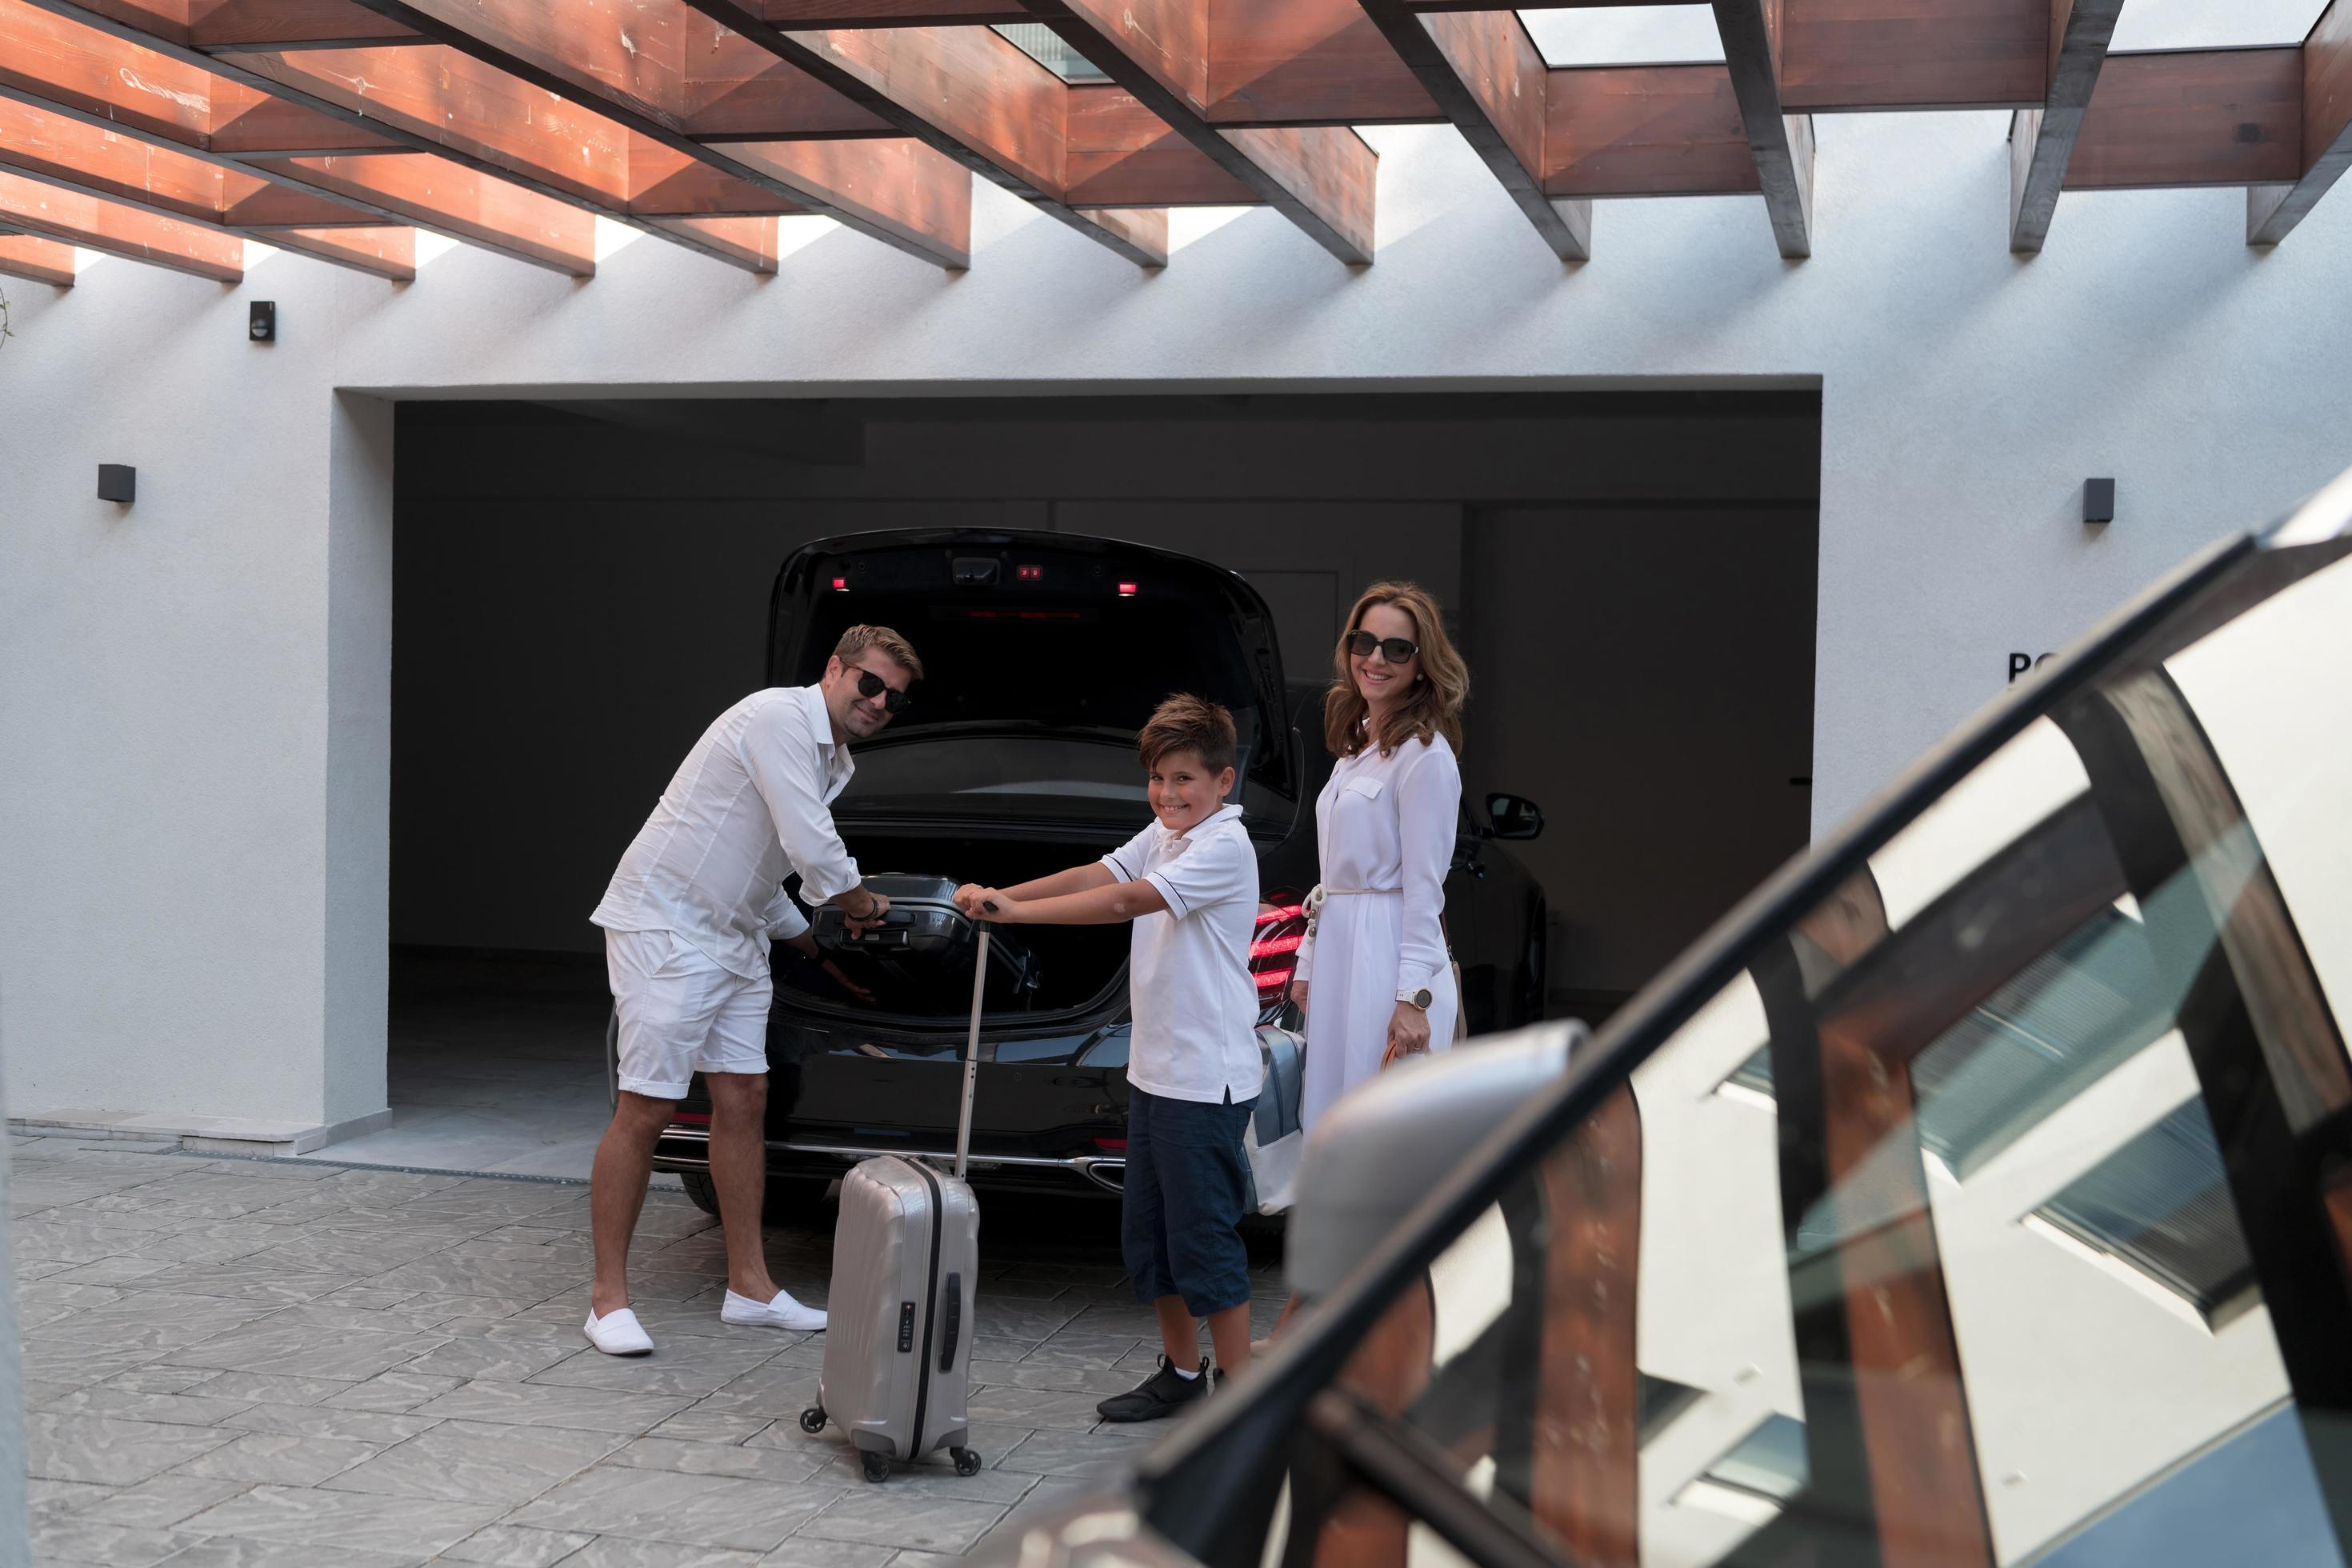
left=769, top=530, right=1298, bottom=810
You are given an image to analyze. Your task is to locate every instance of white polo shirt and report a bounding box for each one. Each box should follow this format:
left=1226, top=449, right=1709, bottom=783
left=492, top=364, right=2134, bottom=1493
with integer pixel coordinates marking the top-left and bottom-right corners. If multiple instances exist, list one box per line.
left=592, top=686, right=860, bottom=980
left=1102, top=804, right=1264, bottom=1106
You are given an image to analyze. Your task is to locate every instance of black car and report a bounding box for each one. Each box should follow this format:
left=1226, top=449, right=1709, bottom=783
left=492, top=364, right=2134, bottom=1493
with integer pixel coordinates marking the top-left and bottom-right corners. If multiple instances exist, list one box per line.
left=639, top=529, right=1550, bottom=1214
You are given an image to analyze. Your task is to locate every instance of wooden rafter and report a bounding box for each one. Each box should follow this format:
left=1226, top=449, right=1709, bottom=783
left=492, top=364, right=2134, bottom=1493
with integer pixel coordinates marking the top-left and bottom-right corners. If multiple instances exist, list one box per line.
left=4, top=0, right=2346, bottom=286
left=252, top=220, right=415, bottom=274
left=1358, top=1, right=1586, bottom=258
left=0, top=0, right=597, bottom=272
left=191, top=0, right=427, bottom=51
left=1780, top=0, right=2049, bottom=113
left=2066, top=50, right=2302, bottom=191
left=1545, top=64, right=1760, bottom=200
left=675, top=2, right=1167, bottom=266
left=320, top=0, right=971, bottom=267
left=1206, top=0, right=1437, bottom=127
left=8, top=0, right=778, bottom=272
left=1021, top=0, right=1378, bottom=264
left=0, top=226, right=78, bottom=282
left=0, top=164, right=242, bottom=277
left=0, top=92, right=421, bottom=276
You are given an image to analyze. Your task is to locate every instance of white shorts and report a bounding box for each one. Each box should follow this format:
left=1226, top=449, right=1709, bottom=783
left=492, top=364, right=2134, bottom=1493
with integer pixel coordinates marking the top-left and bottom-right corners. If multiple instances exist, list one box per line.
left=606, top=929, right=772, bottom=1100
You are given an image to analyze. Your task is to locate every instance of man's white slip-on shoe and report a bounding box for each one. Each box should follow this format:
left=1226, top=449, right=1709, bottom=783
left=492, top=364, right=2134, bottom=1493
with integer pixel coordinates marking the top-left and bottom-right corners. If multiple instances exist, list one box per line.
left=721, top=1288, right=827, bottom=1332
left=583, top=1306, right=654, bottom=1356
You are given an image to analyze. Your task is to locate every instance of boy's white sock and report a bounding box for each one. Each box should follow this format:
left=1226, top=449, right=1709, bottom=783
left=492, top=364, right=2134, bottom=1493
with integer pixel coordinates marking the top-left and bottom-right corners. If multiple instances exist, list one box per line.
left=1170, top=1361, right=1200, bottom=1381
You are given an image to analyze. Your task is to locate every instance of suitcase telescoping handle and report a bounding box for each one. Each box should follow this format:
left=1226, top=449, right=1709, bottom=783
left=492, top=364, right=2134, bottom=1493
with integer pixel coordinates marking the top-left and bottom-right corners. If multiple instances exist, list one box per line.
left=954, top=910, right=994, bottom=1182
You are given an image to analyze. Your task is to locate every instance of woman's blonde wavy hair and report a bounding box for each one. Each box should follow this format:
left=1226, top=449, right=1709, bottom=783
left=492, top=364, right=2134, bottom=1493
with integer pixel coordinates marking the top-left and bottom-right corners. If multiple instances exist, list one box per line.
left=1322, top=581, right=1468, bottom=759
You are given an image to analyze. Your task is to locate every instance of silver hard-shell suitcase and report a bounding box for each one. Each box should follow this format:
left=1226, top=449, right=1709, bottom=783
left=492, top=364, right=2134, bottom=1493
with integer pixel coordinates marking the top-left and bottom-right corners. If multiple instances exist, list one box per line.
left=800, top=924, right=991, bottom=1483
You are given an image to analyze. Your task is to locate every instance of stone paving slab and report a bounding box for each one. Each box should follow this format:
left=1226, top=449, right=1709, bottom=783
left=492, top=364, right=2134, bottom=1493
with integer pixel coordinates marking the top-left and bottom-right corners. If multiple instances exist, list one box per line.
left=6, top=1135, right=1286, bottom=1563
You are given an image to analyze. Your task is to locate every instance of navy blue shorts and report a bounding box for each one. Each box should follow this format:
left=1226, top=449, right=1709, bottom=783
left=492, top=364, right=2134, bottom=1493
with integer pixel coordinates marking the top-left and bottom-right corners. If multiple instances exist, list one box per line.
left=1122, top=1086, right=1257, bottom=1318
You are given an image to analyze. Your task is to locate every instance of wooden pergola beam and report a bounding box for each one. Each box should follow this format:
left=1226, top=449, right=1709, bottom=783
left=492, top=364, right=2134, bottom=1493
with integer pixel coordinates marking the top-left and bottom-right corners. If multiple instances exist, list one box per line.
left=238, top=153, right=598, bottom=271
left=0, top=164, right=242, bottom=277
left=251, top=219, right=414, bottom=273
left=1780, top=0, right=2048, bottom=113
left=2066, top=49, right=2302, bottom=190
left=1019, top=0, right=1378, bottom=263
left=2250, top=0, right=2352, bottom=245
left=191, top=0, right=426, bottom=51
left=326, top=0, right=972, bottom=267
left=0, top=2, right=601, bottom=272
left=677, top=3, right=1176, bottom=266
left=0, top=93, right=421, bottom=276
left=676, top=1, right=1170, bottom=266
left=1063, top=83, right=1254, bottom=207
left=1544, top=64, right=1759, bottom=198
left=750, top=0, right=1025, bottom=21
left=0, top=227, right=78, bottom=282
left=1711, top=0, right=1814, bottom=257
left=11, top=0, right=791, bottom=270
left=1205, top=0, right=1438, bottom=127
left=1358, top=1, right=1587, bottom=259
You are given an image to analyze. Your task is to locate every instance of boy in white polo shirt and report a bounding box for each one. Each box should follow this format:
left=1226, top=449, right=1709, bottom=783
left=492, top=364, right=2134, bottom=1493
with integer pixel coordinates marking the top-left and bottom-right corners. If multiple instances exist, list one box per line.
left=955, top=694, right=1262, bottom=1418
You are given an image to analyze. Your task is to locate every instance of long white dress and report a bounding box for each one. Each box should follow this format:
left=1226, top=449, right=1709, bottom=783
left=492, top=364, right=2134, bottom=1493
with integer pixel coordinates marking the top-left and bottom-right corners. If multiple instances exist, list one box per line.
left=1294, top=730, right=1462, bottom=1133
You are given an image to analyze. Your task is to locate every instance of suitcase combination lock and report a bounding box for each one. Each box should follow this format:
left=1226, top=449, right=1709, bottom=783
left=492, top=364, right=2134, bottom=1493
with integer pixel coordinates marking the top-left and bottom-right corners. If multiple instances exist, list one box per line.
left=897, top=1301, right=916, bottom=1352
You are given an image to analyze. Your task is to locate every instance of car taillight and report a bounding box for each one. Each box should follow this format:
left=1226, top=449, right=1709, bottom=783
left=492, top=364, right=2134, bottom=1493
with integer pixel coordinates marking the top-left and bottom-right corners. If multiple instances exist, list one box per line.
left=673, top=1111, right=712, bottom=1126
left=1252, top=893, right=1307, bottom=1003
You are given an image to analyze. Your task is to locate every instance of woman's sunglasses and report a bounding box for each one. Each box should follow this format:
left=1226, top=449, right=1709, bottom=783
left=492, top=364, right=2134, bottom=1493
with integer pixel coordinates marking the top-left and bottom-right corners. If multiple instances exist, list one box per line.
left=854, top=669, right=913, bottom=714
left=1345, top=630, right=1419, bottom=665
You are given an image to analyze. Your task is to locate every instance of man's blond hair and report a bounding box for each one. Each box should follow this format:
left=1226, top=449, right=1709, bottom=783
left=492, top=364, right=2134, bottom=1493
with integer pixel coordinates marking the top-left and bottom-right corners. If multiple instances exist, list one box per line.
left=834, top=624, right=923, bottom=682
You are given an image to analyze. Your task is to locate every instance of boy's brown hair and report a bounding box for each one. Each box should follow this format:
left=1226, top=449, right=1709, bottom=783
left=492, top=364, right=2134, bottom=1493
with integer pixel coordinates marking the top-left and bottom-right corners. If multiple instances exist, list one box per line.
left=1138, top=694, right=1238, bottom=775
left=833, top=623, right=925, bottom=682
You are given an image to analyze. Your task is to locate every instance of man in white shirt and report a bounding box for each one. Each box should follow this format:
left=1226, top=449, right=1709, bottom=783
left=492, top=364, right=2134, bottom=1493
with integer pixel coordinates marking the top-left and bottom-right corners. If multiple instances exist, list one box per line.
left=581, top=625, right=920, bottom=1357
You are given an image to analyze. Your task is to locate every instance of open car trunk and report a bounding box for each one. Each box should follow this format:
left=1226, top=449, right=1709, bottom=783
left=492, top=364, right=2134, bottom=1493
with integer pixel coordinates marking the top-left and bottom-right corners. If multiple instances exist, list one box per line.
left=773, top=836, right=1133, bottom=1022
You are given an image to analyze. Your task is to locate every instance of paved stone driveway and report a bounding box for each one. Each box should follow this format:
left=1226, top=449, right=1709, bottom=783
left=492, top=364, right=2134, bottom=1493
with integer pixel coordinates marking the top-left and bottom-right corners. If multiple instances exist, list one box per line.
left=10, top=1137, right=1285, bottom=1567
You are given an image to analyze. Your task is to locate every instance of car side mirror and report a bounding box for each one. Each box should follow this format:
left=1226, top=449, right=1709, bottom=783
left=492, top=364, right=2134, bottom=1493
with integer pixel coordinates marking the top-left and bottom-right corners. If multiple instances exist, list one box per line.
left=1486, top=792, right=1544, bottom=840
left=1285, top=1021, right=1586, bottom=1297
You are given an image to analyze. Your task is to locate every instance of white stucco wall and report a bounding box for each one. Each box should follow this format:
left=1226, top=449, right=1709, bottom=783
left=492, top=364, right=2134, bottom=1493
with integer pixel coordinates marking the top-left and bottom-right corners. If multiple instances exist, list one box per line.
left=3, top=103, right=2352, bottom=1129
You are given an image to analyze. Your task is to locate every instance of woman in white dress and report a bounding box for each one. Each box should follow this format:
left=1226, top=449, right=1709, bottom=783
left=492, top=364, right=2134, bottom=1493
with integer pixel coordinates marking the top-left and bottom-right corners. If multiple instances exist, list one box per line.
left=1294, top=581, right=1469, bottom=1133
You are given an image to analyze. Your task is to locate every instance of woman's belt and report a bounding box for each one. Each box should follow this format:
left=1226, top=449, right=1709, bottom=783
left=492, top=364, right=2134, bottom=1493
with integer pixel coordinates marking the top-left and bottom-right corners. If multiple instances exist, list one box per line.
left=1304, top=883, right=1402, bottom=938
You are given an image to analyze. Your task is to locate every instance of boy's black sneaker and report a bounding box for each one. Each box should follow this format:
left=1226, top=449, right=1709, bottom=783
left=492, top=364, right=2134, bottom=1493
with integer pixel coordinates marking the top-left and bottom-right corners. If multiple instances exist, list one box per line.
left=1096, top=1356, right=1211, bottom=1422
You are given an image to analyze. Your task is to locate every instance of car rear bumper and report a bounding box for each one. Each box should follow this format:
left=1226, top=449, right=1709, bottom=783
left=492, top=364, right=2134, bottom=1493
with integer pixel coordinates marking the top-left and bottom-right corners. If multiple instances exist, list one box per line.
left=650, top=1126, right=1127, bottom=1198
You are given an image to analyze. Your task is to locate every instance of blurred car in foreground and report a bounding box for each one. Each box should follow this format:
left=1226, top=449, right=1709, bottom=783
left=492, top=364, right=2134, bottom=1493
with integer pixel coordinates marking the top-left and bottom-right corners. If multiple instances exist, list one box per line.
left=976, top=474, right=2352, bottom=1567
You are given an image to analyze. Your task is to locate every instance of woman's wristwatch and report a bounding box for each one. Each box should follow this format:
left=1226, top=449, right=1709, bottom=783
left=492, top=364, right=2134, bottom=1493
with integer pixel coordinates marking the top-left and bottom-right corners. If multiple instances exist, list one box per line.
left=1396, top=986, right=1433, bottom=1011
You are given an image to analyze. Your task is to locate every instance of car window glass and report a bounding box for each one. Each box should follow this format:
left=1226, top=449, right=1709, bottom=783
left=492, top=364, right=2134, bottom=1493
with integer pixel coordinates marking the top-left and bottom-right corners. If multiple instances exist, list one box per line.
left=2163, top=552, right=2352, bottom=1033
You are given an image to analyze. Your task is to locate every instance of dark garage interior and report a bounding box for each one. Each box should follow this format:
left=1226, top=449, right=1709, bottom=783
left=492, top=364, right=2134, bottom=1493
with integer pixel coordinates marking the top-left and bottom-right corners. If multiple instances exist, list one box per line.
left=332, top=390, right=1822, bottom=1178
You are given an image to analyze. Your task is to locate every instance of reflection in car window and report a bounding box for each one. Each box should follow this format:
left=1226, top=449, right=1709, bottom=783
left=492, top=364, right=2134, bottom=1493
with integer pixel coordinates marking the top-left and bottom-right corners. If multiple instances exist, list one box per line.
left=1259, top=541, right=2352, bottom=1568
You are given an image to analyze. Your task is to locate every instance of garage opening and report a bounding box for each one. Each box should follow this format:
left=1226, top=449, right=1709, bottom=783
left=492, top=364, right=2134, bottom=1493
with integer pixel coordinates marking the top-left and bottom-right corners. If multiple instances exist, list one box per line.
left=333, top=390, right=1820, bottom=1176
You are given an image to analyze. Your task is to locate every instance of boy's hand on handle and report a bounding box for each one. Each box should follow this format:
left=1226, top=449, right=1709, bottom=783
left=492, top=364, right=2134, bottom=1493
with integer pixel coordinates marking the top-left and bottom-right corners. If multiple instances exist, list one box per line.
left=1290, top=982, right=1310, bottom=1022
left=961, top=888, right=1019, bottom=924
left=1382, top=998, right=1431, bottom=1069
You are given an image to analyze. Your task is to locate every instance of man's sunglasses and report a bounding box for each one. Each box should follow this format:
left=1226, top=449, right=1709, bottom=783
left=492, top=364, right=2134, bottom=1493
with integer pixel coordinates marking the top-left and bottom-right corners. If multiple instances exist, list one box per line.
left=1345, top=630, right=1419, bottom=664
left=854, top=669, right=913, bottom=714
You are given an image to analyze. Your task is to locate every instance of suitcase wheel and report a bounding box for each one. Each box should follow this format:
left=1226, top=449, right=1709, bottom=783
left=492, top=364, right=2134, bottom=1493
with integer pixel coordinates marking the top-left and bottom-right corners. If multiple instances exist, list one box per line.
left=952, top=1447, right=983, bottom=1477
left=861, top=1450, right=892, bottom=1483
left=798, top=1407, right=826, bottom=1434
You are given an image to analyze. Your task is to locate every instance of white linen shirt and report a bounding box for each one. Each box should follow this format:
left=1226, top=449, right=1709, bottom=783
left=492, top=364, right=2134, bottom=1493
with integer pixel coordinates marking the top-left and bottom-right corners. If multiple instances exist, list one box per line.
left=592, top=686, right=861, bottom=980
left=1101, top=803, right=1265, bottom=1106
